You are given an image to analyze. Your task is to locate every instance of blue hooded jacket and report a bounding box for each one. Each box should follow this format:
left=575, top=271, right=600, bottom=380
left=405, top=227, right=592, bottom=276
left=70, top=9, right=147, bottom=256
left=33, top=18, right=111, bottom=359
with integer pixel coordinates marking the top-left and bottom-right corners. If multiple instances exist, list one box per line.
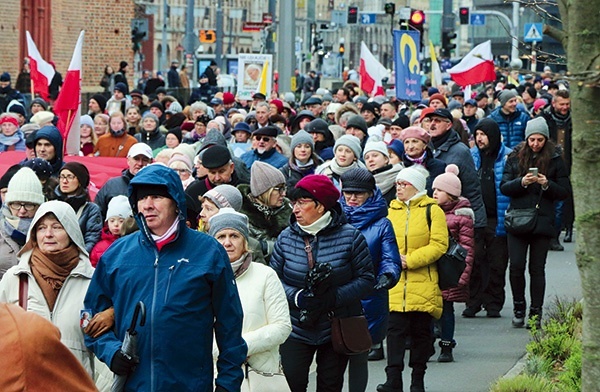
left=84, top=164, right=247, bottom=392
left=34, top=125, right=64, bottom=176
left=341, top=188, right=401, bottom=343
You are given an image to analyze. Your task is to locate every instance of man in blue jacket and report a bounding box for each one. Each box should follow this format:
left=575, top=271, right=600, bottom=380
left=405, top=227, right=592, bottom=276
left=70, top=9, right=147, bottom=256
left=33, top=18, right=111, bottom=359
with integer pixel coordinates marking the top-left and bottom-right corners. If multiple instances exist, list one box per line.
left=84, top=164, right=247, bottom=392
left=488, top=89, right=530, bottom=149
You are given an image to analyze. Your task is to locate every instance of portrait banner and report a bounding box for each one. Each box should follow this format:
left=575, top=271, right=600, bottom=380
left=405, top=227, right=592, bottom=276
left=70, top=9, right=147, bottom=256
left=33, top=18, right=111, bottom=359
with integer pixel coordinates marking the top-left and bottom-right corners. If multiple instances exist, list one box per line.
left=393, top=30, right=421, bottom=101
left=237, top=54, right=273, bottom=100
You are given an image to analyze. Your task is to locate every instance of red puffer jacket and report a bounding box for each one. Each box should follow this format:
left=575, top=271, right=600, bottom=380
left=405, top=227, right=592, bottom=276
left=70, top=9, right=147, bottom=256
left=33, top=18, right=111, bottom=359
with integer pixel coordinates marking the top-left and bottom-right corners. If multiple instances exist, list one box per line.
left=440, top=197, right=474, bottom=302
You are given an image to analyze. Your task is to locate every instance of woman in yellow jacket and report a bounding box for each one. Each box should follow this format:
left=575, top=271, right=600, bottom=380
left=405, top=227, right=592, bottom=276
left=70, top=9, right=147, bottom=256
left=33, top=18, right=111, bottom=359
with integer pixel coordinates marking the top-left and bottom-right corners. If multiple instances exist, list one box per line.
left=377, top=165, right=448, bottom=392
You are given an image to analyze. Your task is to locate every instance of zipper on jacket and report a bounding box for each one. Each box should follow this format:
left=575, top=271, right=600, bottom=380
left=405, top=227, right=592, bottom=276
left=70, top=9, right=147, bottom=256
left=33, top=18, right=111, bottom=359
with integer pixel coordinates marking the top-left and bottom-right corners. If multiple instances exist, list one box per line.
left=165, top=265, right=176, bottom=303
left=402, top=206, right=410, bottom=312
left=151, top=251, right=159, bottom=391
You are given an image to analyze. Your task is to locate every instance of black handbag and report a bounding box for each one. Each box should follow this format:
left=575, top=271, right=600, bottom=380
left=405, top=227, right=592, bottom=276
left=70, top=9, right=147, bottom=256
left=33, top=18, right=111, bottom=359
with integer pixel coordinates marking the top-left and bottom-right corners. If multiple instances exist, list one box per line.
left=504, top=189, right=544, bottom=235
left=425, top=205, right=467, bottom=290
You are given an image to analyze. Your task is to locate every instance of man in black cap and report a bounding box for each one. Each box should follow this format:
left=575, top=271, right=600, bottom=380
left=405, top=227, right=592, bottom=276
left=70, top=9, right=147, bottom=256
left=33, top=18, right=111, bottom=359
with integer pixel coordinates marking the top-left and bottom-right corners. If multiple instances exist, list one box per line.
left=185, top=145, right=248, bottom=212
left=130, top=89, right=148, bottom=113
left=241, top=126, right=287, bottom=169
left=113, top=61, right=129, bottom=89
left=252, top=92, right=267, bottom=109
left=304, top=96, right=323, bottom=118
left=210, top=97, right=225, bottom=117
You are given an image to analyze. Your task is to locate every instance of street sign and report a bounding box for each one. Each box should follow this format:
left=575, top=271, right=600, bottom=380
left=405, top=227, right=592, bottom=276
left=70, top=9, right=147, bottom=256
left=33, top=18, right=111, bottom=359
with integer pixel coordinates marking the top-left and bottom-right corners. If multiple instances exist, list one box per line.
left=399, top=7, right=411, bottom=20
left=360, top=13, right=376, bottom=25
left=524, top=23, right=543, bottom=42
left=331, top=10, right=347, bottom=27
left=470, top=14, right=486, bottom=26
left=199, top=30, right=216, bottom=43
left=242, top=22, right=266, bottom=32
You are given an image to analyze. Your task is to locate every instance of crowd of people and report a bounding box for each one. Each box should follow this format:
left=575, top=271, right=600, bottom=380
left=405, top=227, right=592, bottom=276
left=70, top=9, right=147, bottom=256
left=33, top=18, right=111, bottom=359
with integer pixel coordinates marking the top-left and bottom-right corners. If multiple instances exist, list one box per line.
left=0, top=62, right=573, bottom=392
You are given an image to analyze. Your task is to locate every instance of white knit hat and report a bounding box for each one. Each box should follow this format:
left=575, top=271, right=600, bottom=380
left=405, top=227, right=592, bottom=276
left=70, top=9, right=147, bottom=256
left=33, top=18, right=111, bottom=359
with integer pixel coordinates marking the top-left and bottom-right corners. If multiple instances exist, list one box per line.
left=396, top=166, right=429, bottom=193
left=363, top=141, right=390, bottom=159
left=5, top=167, right=45, bottom=205
left=105, top=195, right=133, bottom=221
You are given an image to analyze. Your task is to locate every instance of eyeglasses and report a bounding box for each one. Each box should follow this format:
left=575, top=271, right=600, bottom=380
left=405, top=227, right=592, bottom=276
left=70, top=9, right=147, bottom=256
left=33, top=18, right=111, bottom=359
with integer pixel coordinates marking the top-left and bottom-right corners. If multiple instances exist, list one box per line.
left=343, top=191, right=368, bottom=198
left=174, top=168, right=189, bottom=173
left=396, top=182, right=412, bottom=189
left=291, top=199, right=316, bottom=208
left=272, top=185, right=287, bottom=194
left=59, top=174, right=77, bottom=181
left=254, top=136, right=272, bottom=142
left=8, top=202, right=37, bottom=211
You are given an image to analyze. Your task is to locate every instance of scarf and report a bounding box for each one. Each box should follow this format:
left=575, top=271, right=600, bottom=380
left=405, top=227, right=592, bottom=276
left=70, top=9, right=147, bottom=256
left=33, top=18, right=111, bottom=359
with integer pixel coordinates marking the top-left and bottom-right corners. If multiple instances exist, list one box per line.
left=298, top=211, right=332, bottom=236
left=373, top=164, right=404, bottom=195
left=431, top=131, right=452, bottom=150
left=549, top=109, right=571, bottom=130
left=231, top=252, right=252, bottom=278
left=30, top=243, right=80, bottom=311
left=0, top=131, right=24, bottom=150
left=330, top=159, right=362, bottom=177
left=110, top=128, right=127, bottom=137
left=289, top=158, right=316, bottom=176
left=2, top=205, right=32, bottom=246
left=405, top=151, right=427, bottom=166
left=151, top=218, right=179, bottom=244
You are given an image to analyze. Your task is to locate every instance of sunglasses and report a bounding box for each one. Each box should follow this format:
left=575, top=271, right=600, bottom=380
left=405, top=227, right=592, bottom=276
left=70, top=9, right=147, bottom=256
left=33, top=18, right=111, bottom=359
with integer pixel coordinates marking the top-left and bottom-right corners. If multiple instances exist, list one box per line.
left=254, top=136, right=272, bottom=142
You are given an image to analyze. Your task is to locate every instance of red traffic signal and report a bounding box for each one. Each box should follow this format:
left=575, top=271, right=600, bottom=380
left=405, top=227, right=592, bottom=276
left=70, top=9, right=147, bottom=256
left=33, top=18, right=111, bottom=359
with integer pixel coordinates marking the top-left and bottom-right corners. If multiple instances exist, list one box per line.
left=459, top=7, right=469, bottom=25
left=410, top=9, right=425, bottom=25
left=348, top=6, right=358, bottom=24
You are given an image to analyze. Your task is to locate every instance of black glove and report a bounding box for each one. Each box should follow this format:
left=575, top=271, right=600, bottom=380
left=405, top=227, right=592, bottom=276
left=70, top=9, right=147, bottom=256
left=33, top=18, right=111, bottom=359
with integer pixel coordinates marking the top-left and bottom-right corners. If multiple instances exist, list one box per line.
left=110, top=349, right=139, bottom=376
left=215, top=386, right=228, bottom=392
left=297, top=290, right=322, bottom=311
left=374, top=273, right=395, bottom=290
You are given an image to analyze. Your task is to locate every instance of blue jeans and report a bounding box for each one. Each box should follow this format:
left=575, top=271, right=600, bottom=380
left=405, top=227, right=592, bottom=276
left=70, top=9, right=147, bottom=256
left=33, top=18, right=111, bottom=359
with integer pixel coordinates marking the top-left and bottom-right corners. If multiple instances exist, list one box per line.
left=439, top=300, right=455, bottom=342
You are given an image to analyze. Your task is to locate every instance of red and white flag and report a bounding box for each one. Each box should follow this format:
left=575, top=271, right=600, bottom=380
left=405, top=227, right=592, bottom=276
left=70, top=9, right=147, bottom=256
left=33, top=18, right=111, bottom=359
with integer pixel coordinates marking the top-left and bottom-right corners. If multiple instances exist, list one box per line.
left=26, top=31, right=55, bottom=101
left=53, top=31, right=84, bottom=156
left=360, top=41, right=388, bottom=97
left=447, top=40, right=496, bottom=87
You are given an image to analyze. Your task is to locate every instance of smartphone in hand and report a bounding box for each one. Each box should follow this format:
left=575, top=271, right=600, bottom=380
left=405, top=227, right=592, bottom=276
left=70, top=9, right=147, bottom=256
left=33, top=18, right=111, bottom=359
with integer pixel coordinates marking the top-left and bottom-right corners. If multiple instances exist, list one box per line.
left=528, top=168, right=538, bottom=177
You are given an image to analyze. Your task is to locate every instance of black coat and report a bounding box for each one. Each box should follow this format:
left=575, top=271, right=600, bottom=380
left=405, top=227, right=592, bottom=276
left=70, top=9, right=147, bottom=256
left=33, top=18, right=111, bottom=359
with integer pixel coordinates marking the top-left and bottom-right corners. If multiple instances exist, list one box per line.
left=500, top=147, right=569, bottom=237
left=270, top=204, right=375, bottom=345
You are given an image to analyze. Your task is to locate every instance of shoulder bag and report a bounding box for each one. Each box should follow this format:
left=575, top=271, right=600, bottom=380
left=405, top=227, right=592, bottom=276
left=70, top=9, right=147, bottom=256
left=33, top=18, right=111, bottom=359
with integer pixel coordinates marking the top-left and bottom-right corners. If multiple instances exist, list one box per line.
left=302, top=237, right=372, bottom=356
left=504, top=188, right=544, bottom=235
left=426, top=205, right=467, bottom=290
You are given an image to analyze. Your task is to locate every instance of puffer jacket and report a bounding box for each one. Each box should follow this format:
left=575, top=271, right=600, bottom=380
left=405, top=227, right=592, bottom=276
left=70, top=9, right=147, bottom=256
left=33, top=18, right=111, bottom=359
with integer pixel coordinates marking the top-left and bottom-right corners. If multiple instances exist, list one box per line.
left=439, top=197, right=475, bottom=303
left=500, top=145, right=569, bottom=237
left=134, top=126, right=166, bottom=151
left=471, top=143, right=512, bottom=236
left=387, top=194, right=447, bottom=319
left=342, top=188, right=401, bottom=344
left=270, top=204, right=375, bottom=345
left=213, top=260, right=291, bottom=373
left=488, top=107, right=530, bottom=149
left=238, top=184, right=292, bottom=258
left=84, top=164, right=247, bottom=392
left=89, top=226, right=120, bottom=267
left=0, top=201, right=112, bottom=391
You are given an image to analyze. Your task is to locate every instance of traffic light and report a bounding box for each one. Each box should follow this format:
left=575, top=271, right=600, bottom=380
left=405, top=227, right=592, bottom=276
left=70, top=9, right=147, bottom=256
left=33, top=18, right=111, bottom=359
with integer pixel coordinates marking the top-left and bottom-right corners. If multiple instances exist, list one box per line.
left=459, top=7, right=469, bottom=25
left=348, top=6, right=358, bottom=24
left=384, top=3, right=395, bottom=16
left=441, top=31, right=457, bottom=57
left=339, top=43, right=345, bottom=56
left=409, top=9, right=425, bottom=49
left=131, top=27, right=146, bottom=52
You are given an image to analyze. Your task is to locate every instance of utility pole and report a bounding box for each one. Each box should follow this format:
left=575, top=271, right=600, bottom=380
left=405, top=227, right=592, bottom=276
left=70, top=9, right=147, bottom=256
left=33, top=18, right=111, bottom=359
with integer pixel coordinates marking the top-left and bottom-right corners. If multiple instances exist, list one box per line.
left=266, top=0, right=277, bottom=54
left=161, top=0, right=168, bottom=74
left=277, top=0, right=294, bottom=93
left=511, top=1, right=520, bottom=63
left=215, top=0, right=224, bottom=69
left=184, top=0, right=197, bottom=86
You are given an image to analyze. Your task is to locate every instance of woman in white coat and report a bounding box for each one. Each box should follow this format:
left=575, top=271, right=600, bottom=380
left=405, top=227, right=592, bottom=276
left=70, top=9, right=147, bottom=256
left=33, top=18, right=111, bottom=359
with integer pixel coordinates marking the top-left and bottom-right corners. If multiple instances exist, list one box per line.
left=0, top=200, right=112, bottom=391
left=209, top=208, right=292, bottom=390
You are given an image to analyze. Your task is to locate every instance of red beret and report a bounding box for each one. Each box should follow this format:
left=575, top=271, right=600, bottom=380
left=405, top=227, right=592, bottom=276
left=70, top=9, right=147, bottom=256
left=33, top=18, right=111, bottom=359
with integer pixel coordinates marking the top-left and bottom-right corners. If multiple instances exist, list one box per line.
left=295, top=174, right=340, bottom=211
left=223, top=92, right=235, bottom=105
left=270, top=99, right=284, bottom=114
left=180, top=121, right=195, bottom=132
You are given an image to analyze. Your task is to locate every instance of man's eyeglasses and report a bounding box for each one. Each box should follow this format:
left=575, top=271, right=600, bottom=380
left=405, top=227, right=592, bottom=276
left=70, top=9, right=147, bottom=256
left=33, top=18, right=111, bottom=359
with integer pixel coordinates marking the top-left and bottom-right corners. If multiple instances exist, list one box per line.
left=254, top=136, right=272, bottom=142
left=59, top=174, right=77, bottom=181
left=8, top=202, right=37, bottom=211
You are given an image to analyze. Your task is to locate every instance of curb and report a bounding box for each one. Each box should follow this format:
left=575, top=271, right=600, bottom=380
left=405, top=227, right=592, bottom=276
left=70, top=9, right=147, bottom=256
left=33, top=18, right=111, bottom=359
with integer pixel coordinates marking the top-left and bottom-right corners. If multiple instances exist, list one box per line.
left=502, top=354, right=528, bottom=379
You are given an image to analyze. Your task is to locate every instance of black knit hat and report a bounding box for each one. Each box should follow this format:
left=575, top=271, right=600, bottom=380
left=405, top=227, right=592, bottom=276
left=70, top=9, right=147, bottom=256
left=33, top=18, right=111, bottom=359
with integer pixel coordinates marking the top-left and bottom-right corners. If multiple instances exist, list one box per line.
left=392, top=115, right=410, bottom=129
left=22, top=158, right=53, bottom=181
left=61, top=161, right=90, bottom=189
left=91, top=94, right=107, bottom=113
left=167, top=127, right=183, bottom=143
left=340, top=167, right=376, bottom=193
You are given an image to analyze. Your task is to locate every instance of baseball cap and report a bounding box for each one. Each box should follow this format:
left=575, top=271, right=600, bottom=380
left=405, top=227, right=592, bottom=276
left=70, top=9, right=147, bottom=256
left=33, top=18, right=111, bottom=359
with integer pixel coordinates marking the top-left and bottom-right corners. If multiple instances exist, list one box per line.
left=127, top=143, right=153, bottom=159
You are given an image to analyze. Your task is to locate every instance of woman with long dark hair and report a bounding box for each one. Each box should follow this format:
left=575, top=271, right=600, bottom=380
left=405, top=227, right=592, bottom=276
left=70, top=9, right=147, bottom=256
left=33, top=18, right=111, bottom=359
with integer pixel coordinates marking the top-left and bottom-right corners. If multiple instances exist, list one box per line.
left=500, top=117, right=569, bottom=328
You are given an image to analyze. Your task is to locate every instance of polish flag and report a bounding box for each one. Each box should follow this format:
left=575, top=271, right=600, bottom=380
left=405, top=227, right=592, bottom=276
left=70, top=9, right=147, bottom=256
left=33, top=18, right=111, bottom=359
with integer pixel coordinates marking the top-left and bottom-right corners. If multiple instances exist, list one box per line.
left=447, top=40, right=496, bottom=87
left=26, top=31, right=55, bottom=101
left=53, top=31, right=84, bottom=156
left=360, top=41, right=388, bottom=97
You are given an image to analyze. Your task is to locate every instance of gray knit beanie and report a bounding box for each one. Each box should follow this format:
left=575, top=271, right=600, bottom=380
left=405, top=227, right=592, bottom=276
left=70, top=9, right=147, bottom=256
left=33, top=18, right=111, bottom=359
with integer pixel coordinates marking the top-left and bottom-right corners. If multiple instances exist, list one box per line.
left=250, top=161, right=286, bottom=197
left=142, top=112, right=159, bottom=126
left=524, top=116, right=550, bottom=139
left=345, top=114, right=368, bottom=133
left=208, top=208, right=250, bottom=242
left=290, top=130, right=314, bottom=152
left=203, top=184, right=243, bottom=211
left=499, top=90, right=518, bottom=107
left=334, top=135, right=362, bottom=161
left=340, top=167, right=376, bottom=193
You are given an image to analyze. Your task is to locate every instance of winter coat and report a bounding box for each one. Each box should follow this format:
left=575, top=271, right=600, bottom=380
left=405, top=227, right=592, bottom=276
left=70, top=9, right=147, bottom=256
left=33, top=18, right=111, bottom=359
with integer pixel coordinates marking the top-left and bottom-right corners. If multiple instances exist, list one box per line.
left=432, top=130, right=486, bottom=229
left=471, top=143, right=512, bottom=236
left=388, top=194, right=447, bottom=319
left=134, top=126, right=166, bottom=151
left=213, top=260, right=291, bottom=373
left=241, top=148, right=288, bottom=169
left=270, top=204, right=375, bottom=345
left=0, top=303, right=97, bottom=392
left=0, top=201, right=112, bottom=391
left=280, top=154, right=323, bottom=189
left=439, top=198, right=475, bottom=303
left=53, top=188, right=103, bottom=253
left=500, top=145, right=569, bottom=237
left=402, top=148, right=447, bottom=197
left=0, top=219, right=22, bottom=280
left=94, top=169, right=134, bottom=219
left=84, top=164, right=247, bottom=392
left=89, top=226, right=120, bottom=267
left=341, top=189, right=401, bottom=344
left=0, top=129, right=26, bottom=152
left=238, top=184, right=292, bottom=258
left=488, top=107, right=530, bottom=149
left=94, top=132, right=138, bottom=158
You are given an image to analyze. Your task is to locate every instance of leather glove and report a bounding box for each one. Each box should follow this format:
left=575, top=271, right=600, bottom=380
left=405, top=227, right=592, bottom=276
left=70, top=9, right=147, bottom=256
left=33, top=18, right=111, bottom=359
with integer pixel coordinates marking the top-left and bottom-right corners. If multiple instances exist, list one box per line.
left=374, top=273, right=395, bottom=290
left=110, top=349, right=139, bottom=376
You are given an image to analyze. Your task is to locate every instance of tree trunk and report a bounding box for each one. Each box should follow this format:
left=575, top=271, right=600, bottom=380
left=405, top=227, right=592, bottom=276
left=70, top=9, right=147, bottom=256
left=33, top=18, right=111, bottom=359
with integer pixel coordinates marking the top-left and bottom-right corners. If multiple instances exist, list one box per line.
left=565, top=1, right=600, bottom=390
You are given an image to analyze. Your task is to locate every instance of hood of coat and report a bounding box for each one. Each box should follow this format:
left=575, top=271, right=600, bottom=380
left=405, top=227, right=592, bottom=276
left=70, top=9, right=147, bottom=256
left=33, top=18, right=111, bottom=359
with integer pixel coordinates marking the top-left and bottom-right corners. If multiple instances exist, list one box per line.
left=20, top=200, right=88, bottom=257
left=341, top=187, right=388, bottom=230
left=439, top=196, right=474, bottom=220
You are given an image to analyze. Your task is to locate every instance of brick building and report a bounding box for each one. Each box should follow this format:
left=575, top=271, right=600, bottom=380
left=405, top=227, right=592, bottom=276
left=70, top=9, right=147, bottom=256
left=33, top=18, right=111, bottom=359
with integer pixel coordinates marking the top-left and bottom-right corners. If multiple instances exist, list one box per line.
left=0, top=0, right=135, bottom=92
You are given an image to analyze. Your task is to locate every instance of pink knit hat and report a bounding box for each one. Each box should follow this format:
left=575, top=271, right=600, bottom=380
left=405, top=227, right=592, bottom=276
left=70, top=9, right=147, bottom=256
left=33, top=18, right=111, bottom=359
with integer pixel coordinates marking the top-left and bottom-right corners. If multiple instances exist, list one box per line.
left=432, top=164, right=462, bottom=197
left=400, top=126, right=431, bottom=144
